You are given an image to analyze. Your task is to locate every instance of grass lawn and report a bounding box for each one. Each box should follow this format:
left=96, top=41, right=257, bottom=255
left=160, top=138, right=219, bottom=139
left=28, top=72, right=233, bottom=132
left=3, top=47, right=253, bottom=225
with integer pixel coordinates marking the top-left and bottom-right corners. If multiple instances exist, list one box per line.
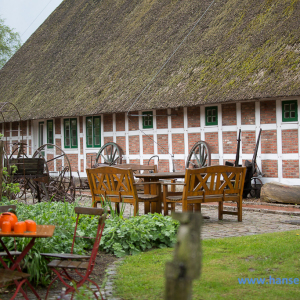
left=113, top=230, right=300, bottom=300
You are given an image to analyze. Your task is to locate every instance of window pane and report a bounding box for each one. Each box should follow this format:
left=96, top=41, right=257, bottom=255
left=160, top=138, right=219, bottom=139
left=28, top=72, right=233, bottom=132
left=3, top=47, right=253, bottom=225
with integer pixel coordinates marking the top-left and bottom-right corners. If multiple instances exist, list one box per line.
left=70, top=119, right=77, bottom=147
left=72, top=137, right=77, bottom=147
left=290, top=103, right=295, bottom=111
left=65, top=137, right=70, bottom=147
left=87, top=128, right=92, bottom=136
left=207, top=110, right=212, bottom=116
left=284, top=111, right=290, bottom=118
left=94, top=136, right=100, bottom=146
left=93, top=117, right=101, bottom=147
left=207, top=116, right=212, bottom=123
left=88, top=137, right=93, bottom=145
left=291, top=111, right=296, bottom=118
left=94, top=117, right=100, bottom=127
left=48, top=121, right=53, bottom=145
left=212, top=109, right=216, bottom=116
left=284, top=104, right=290, bottom=111
left=212, top=116, right=216, bottom=122
left=87, top=118, right=92, bottom=128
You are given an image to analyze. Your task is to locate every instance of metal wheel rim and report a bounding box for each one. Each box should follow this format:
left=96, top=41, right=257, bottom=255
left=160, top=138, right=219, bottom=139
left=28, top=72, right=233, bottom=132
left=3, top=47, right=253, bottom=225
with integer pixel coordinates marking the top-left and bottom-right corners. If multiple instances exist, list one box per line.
left=186, top=141, right=211, bottom=169
left=95, top=142, right=123, bottom=166
left=33, top=143, right=73, bottom=198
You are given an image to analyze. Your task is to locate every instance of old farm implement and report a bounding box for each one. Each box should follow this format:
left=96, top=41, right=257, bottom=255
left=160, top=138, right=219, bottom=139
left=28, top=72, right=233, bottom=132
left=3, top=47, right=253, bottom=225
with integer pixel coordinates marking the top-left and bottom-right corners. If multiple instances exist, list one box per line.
left=0, top=102, right=74, bottom=202
left=226, top=128, right=263, bottom=198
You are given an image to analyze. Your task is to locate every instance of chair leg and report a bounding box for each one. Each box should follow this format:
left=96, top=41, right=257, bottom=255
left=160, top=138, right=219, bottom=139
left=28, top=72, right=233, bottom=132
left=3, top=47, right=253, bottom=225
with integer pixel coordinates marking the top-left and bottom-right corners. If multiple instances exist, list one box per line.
left=218, top=201, right=223, bottom=220
left=194, top=203, right=201, bottom=212
left=171, top=203, right=175, bottom=212
left=164, top=201, right=169, bottom=216
left=238, top=200, right=242, bottom=222
left=182, top=199, right=188, bottom=211
left=115, top=203, right=120, bottom=214
left=11, top=279, right=32, bottom=300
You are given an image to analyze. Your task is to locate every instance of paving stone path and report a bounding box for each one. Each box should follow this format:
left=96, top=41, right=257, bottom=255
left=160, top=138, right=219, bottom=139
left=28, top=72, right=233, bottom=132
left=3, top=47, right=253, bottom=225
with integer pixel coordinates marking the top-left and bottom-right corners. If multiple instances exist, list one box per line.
left=3, top=201, right=300, bottom=299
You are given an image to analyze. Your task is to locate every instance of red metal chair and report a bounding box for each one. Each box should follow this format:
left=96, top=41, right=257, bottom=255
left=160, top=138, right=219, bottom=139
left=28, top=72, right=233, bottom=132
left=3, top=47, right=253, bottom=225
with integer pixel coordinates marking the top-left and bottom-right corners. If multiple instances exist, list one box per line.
left=41, top=207, right=106, bottom=299
left=0, top=205, right=40, bottom=299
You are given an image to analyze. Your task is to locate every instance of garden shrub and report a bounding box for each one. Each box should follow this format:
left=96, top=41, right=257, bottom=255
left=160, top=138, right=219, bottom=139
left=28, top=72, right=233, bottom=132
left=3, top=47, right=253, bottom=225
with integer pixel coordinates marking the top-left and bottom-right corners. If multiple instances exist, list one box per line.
left=0, top=200, right=179, bottom=285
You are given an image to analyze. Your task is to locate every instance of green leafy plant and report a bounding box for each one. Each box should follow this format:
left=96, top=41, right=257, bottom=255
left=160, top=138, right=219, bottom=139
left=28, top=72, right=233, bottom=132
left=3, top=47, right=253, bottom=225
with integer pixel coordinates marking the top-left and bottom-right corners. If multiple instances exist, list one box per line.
left=1, top=166, right=20, bottom=201
left=101, top=213, right=179, bottom=257
left=0, top=200, right=179, bottom=285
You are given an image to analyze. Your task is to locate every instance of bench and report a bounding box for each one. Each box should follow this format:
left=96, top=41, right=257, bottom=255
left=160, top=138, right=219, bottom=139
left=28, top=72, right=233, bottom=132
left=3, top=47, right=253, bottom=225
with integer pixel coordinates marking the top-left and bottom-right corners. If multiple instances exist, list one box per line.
left=163, top=165, right=246, bottom=221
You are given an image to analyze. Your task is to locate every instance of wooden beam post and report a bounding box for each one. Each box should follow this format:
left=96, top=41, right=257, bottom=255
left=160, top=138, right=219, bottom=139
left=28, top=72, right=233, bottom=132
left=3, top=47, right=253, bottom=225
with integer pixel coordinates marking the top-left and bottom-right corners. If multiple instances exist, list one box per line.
left=165, top=212, right=202, bottom=300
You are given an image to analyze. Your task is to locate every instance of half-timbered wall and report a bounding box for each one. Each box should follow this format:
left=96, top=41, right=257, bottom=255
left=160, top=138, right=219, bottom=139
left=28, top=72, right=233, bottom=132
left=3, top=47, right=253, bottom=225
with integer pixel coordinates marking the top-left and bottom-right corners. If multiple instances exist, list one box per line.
left=2, top=98, right=300, bottom=185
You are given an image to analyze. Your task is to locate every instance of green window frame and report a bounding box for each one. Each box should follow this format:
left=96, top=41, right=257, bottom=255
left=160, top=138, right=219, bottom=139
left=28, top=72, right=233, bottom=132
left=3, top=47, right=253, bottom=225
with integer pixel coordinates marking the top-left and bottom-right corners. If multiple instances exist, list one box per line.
left=282, top=100, right=298, bottom=122
left=205, top=106, right=218, bottom=126
left=142, top=111, right=153, bottom=129
left=64, top=118, right=78, bottom=148
left=47, top=120, right=54, bottom=148
left=86, top=116, right=101, bottom=148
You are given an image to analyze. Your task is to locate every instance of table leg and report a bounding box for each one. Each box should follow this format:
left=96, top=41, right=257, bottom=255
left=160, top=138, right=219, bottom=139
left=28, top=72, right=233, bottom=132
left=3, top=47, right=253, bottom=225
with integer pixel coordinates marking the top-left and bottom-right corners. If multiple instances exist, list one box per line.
left=0, top=237, right=41, bottom=299
left=143, top=182, right=151, bottom=214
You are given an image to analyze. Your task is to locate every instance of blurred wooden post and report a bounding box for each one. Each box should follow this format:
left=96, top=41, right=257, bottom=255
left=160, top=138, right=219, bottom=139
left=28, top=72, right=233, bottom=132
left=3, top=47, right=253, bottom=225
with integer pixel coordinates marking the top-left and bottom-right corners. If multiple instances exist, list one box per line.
left=165, top=212, right=202, bottom=300
left=0, top=140, right=4, bottom=200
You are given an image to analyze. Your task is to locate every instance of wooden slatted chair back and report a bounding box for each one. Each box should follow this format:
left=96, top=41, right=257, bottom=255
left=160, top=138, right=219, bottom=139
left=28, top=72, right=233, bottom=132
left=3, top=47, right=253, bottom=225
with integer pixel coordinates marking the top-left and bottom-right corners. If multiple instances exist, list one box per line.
left=0, top=205, right=17, bottom=213
left=117, top=164, right=158, bottom=192
left=86, top=166, right=140, bottom=215
left=183, top=165, right=246, bottom=198
left=86, top=166, right=138, bottom=200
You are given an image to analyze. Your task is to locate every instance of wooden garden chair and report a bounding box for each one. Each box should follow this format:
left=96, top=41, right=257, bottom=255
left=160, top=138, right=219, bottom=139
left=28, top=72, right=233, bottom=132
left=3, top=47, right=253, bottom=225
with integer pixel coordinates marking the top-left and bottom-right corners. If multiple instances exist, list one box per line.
left=117, top=163, right=158, bottom=193
left=163, top=165, right=246, bottom=221
left=40, top=207, right=106, bottom=300
left=87, top=166, right=161, bottom=216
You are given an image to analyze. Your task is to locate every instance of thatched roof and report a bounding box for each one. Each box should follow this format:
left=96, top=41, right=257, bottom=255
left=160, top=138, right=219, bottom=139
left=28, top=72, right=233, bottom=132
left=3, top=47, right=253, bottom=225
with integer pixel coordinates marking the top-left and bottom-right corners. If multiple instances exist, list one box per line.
left=1, top=0, right=300, bottom=121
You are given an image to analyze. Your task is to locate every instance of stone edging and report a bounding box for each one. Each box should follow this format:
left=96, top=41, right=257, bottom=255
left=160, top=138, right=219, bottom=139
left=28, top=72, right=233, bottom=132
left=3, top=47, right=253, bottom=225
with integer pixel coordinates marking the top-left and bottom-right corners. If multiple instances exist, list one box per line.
left=102, top=258, right=125, bottom=300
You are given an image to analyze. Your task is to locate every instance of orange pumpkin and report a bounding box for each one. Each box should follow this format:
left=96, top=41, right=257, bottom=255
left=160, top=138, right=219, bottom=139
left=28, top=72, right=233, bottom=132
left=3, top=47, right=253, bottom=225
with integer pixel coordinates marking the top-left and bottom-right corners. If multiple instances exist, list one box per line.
left=0, top=212, right=18, bottom=230
left=25, top=220, right=37, bottom=232
left=14, top=221, right=26, bottom=233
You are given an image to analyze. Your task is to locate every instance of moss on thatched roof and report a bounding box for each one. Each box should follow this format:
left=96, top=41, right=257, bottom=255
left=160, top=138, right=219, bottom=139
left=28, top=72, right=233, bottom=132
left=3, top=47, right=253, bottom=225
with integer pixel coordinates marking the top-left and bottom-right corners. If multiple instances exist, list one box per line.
left=1, top=0, right=300, bottom=121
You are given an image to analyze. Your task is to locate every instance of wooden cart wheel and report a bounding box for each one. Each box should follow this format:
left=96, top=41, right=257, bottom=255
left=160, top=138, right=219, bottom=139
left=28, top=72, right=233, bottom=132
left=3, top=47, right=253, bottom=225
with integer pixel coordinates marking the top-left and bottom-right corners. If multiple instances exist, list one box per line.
left=250, top=177, right=263, bottom=198
left=94, top=142, right=123, bottom=166
left=32, top=144, right=73, bottom=201
left=186, top=141, right=211, bottom=169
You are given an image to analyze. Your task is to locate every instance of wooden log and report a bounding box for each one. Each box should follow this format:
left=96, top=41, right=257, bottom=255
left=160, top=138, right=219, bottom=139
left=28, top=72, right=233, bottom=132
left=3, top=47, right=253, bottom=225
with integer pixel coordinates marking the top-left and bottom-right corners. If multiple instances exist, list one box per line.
left=165, top=212, right=202, bottom=300
left=260, top=182, right=300, bottom=204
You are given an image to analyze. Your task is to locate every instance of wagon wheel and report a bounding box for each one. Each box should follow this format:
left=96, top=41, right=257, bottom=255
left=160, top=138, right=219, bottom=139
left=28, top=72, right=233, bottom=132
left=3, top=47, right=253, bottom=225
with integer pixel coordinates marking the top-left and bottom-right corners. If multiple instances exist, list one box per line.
left=32, top=144, right=73, bottom=202
left=94, top=142, right=123, bottom=166
left=250, top=177, right=263, bottom=198
left=186, top=141, right=211, bottom=169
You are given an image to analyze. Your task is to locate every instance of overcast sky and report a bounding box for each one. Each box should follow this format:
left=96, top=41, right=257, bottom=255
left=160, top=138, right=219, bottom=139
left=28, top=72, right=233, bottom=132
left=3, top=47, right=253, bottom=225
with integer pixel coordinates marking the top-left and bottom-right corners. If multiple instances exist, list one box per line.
left=0, top=0, right=64, bottom=43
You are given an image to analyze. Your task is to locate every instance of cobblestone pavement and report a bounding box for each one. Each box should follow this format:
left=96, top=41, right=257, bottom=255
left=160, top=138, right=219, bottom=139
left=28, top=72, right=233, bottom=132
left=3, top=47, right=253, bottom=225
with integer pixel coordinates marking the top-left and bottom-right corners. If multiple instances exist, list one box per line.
left=3, top=202, right=300, bottom=299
